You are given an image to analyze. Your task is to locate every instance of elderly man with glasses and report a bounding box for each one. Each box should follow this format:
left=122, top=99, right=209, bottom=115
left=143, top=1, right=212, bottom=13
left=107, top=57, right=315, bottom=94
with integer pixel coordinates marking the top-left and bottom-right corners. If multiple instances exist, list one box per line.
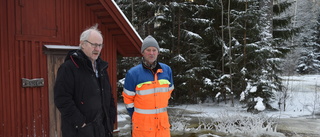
left=54, top=24, right=116, bottom=137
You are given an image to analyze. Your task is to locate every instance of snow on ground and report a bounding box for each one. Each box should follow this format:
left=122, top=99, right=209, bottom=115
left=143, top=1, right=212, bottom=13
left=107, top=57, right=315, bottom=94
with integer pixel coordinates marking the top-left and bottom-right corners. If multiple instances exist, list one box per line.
left=115, top=75, right=320, bottom=137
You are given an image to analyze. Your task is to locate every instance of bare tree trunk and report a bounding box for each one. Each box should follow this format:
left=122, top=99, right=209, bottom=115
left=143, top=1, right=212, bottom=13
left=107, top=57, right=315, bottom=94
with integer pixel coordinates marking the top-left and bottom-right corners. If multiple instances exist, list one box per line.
left=220, top=0, right=225, bottom=74
left=228, top=0, right=234, bottom=107
left=131, top=0, right=134, bottom=22
left=177, top=6, right=181, bottom=54
left=243, top=0, right=247, bottom=66
left=219, top=0, right=227, bottom=105
left=171, top=5, right=175, bottom=53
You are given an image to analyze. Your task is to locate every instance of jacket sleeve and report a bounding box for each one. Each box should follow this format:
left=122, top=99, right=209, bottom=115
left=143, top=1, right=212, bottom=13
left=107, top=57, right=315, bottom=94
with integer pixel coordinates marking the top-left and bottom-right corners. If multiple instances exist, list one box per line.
left=168, top=66, right=174, bottom=93
left=106, top=88, right=117, bottom=132
left=54, top=63, right=86, bottom=128
left=122, top=71, right=136, bottom=117
left=106, top=71, right=117, bottom=124
left=109, top=92, right=117, bottom=124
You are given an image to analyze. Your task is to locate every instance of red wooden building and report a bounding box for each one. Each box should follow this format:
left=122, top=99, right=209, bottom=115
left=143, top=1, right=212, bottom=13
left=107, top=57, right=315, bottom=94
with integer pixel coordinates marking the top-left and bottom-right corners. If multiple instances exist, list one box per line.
left=0, top=0, right=142, bottom=136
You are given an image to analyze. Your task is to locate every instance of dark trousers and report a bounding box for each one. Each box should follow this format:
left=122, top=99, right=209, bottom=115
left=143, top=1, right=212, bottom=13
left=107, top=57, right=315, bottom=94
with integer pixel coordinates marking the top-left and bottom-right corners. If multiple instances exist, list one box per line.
left=76, top=113, right=113, bottom=137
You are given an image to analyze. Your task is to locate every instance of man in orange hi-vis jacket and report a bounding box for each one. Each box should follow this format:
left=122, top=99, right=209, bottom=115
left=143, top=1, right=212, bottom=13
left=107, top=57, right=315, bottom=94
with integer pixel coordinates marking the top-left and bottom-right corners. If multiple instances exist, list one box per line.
left=122, top=35, right=174, bottom=137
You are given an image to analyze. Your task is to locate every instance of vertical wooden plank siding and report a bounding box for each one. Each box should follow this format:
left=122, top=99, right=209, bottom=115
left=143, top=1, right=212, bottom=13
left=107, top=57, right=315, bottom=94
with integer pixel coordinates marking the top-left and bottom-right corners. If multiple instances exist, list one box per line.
left=8, top=0, right=14, bottom=135
left=0, top=0, right=6, bottom=135
left=1, top=0, right=96, bottom=136
left=1, top=0, right=15, bottom=136
left=0, top=0, right=141, bottom=136
left=100, top=29, right=119, bottom=124
left=20, top=41, right=27, bottom=137
left=1, top=36, right=50, bottom=136
left=96, top=27, right=118, bottom=129
left=0, top=1, right=3, bottom=133
left=11, top=40, right=49, bottom=137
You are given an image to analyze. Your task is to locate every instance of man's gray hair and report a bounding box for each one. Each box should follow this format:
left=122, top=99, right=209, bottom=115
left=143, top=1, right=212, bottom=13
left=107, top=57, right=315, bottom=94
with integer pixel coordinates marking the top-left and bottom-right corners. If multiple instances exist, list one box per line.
left=80, top=24, right=103, bottom=42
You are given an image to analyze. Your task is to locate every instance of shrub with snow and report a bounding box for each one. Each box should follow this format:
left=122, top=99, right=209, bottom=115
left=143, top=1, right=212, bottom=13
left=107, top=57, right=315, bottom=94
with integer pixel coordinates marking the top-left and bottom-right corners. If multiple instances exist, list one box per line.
left=208, top=112, right=285, bottom=137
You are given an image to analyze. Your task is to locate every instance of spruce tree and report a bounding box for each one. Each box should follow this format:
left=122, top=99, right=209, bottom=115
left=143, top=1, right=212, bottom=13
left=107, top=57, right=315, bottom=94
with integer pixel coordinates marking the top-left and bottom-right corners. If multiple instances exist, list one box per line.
left=211, top=0, right=299, bottom=111
left=116, top=0, right=299, bottom=110
left=155, top=1, right=219, bottom=103
left=296, top=13, right=320, bottom=74
left=238, top=0, right=299, bottom=112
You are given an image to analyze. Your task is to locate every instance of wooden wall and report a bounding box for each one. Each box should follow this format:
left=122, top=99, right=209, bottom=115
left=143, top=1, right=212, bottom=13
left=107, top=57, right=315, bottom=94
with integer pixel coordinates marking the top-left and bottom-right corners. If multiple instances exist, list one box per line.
left=0, top=0, right=122, bottom=136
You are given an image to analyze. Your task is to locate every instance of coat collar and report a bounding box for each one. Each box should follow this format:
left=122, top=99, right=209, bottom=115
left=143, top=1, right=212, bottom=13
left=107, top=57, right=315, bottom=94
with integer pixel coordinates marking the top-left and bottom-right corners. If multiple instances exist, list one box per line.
left=65, top=49, right=108, bottom=70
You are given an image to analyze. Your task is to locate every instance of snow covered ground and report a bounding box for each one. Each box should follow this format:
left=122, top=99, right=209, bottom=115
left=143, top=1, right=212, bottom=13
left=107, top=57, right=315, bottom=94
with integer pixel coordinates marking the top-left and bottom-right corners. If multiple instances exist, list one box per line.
left=114, top=75, right=320, bottom=137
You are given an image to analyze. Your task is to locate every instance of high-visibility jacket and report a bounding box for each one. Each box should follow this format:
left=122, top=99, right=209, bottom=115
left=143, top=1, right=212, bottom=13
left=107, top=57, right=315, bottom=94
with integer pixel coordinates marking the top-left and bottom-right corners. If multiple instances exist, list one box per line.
left=122, top=62, right=174, bottom=137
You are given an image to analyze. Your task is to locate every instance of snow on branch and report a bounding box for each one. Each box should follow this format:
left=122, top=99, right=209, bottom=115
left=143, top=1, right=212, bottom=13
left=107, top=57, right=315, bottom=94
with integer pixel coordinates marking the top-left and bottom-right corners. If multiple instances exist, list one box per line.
left=211, top=112, right=284, bottom=136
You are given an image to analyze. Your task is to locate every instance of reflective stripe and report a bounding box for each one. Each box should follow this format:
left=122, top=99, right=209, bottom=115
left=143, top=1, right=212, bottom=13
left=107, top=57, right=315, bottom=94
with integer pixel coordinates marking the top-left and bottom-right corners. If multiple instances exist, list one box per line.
left=126, top=103, right=134, bottom=108
left=136, top=79, right=170, bottom=89
left=135, top=107, right=167, bottom=114
left=123, top=88, right=136, bottom=96
left=169, top=85, right=174, bottom=91
left=158, top=79, right=171, bottom=85
left=137, top=81, right=152, bottom=88
left=136, top=87, right=169, bottom=95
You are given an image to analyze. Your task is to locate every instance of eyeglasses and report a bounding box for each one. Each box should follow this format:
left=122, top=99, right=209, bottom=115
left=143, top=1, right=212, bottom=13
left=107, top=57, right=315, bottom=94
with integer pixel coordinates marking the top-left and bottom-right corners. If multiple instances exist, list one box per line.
left=84, top=40, right=104, bottom=48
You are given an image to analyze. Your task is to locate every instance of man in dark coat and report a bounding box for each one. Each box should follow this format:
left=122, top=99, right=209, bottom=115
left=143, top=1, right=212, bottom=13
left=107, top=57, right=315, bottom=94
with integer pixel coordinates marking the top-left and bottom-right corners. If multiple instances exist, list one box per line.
left=54, top=24, right=116, bottom=137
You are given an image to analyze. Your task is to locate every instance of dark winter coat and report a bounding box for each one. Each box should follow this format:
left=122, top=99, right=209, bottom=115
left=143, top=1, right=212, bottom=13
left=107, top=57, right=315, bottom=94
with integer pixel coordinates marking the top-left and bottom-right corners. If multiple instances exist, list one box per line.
left=54, top=50, right=116, bottom=137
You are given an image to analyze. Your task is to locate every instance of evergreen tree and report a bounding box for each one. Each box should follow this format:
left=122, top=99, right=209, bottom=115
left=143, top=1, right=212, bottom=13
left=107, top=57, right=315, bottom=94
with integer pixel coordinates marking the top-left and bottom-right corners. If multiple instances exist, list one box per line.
left=155, top=1, right=219, bottom=103
left=296, top=13, right=320, bottom=74
left=116, top=0, right=299, bottom=111
left=238, top=0, right=299, bottom=112
left=209, top=0, right=298, bottom=111
left=117, top=0, right=220, bottom=103
left=215, top=0, right=264, bottom=107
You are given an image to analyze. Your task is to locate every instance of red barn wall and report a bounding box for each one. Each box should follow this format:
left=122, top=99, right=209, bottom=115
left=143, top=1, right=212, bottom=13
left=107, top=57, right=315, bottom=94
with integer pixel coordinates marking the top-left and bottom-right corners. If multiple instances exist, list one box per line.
left=0, top=0, right=120, bottom=136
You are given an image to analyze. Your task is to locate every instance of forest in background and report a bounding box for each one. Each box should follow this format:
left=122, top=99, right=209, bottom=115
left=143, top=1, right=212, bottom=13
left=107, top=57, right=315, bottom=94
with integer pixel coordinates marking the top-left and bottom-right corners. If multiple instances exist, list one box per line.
left=115, top=0, right=320, bottom=112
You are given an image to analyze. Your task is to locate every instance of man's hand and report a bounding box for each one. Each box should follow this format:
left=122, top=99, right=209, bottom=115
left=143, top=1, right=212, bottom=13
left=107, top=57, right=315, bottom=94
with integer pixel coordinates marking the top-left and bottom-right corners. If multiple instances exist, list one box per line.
left=81, top=123, right=86, bottom=128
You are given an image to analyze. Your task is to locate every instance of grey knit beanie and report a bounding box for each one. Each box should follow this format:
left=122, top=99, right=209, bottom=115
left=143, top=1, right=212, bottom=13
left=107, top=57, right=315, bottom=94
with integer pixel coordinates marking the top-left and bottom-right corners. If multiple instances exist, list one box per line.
left=141, top=35, right=160, bottom=53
